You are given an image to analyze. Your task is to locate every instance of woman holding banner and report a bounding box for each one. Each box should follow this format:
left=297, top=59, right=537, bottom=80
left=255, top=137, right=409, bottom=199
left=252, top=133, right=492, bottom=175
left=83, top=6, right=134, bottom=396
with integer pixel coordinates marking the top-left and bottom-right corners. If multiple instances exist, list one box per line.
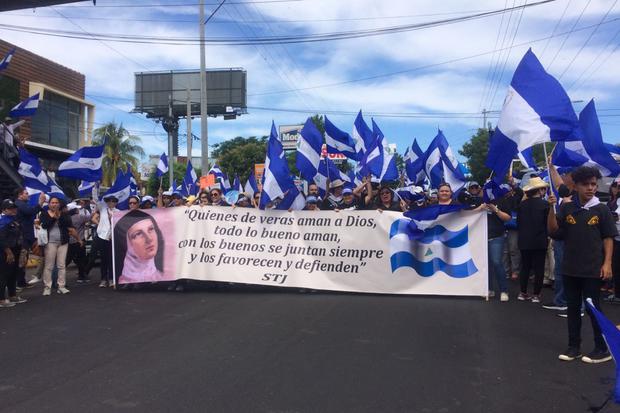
left=113, top=210, right=165, bottom=284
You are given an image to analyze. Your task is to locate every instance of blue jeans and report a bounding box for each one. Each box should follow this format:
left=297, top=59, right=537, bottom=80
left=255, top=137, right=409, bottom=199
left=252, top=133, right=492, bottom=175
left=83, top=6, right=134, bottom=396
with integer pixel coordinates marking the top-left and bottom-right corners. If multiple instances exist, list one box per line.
left=489, top=236, right=508, bottom=293
left=553, top=240, right=566, bottom=306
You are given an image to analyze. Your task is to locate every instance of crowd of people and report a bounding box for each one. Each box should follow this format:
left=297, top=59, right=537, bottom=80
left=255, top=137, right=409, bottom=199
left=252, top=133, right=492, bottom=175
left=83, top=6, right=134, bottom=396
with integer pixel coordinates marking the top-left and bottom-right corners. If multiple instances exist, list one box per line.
left=0, top=164, right=618, bottom=364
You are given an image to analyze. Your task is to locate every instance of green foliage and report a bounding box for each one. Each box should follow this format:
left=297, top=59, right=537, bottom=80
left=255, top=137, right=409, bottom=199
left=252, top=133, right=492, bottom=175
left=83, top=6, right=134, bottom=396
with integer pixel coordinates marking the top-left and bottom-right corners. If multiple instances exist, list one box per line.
left=93, top=122, right=145, bottom=187
left=459, top=128, right=491, bottom=184
left=146, top=162, right=188, bottom=196
left=310, top=114, right=325, bottom=135
left=211, top=136, right=268, bottom=182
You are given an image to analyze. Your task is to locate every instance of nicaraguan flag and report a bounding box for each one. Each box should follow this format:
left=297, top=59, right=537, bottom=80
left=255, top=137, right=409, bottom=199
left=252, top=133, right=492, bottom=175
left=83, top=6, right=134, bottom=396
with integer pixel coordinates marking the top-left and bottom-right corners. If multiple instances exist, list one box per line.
left=18, top=148, right=51, bottom=205
left=276, top=186, right=306, bottom=211
left=360, top=119, right=398, bottom=182
left=208, top=163, right=230, bottom=192
left=486, top=48, right=579, bottom=181
left=423, top=130, right=466, bottom=191
left=46, top=174, right=66, bottom=200
left=260, top=121, right=295, bottom=209
left=605, top=143, right=620, bottom=162
left=584, top=298, right=620, bottom=404
left=181, top=160, right=198, bottom=196
left=482, top=181, right=511, bottom=203
left=156, top=153, right=168, bottom=177
left=78, top=180, right=96, bottom=198
left=233, top=175, right=243, bottom=193
left=392, top=204, right=477, bottom=277
left=352, top=110, right=373, bottom=160
left=396, top=185, right=425, bottom=203
left=324, top=116, right=358, bottom=161
left=244, top=169, right=259, bottom=196
left=57, top=144, right=104, bottom=182
left=517, top=146, right=538, bottom=170
left=296, top=117, right=323, bottom=181
left=0, top=48, right=15, bottom=71
left=404, top=139, right=426, bottom=185
left=314, top=157, right=350, bottom=197
left=102, top=169, right=131, bottom=210
left=553, top=100, right=620, bottom=177
left=10, top=93, right=40, bottom=117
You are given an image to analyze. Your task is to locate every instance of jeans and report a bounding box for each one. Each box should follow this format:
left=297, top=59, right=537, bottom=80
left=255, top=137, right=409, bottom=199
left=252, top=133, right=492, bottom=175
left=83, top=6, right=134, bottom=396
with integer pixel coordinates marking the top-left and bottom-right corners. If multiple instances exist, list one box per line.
left=564, top=275, right=606, bottom=351
left=553, top=240, right=566, bottom=306
left=488, top=236, right=508, bottom=293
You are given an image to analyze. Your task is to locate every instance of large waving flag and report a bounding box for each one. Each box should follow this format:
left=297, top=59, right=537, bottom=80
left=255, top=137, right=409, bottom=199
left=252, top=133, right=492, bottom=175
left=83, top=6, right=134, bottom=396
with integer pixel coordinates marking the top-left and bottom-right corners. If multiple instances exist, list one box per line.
left=392, top=204, right=476, bottom=277
left=57, top=144, right=104, bottom=182
left=324, top=116, right=359, bottom=161
left=244, top=169, right=259, bottom=196
left=18, top=148, right=50, bottom=205
left=46, top=174, right=66, bottom=200
left=517, top=146, right=538, bottom=170
left=181, top=160, right=198, bottom=196
left=78, top=180, right=97, bottom=198
left=102, top=169, right=132, bottom=210
left=360, top=119, right=398, bottom=182
left=314, top=157, right=350, bottom=197
left=9, top=93, right=40, bottom=117
left=553, top=100, right=620, bottom=177
left=486, top=48, right=579, bottom=181
left=584, top=298, right=620, bottom=404
left=482, top=180, right=511, bottom=203
left=296, top=117, right=323, bottom=181
left=404, top=139, right=426, bottom=185
left=156, top=153, right=169, bottom=177
left=424, top=131, right=466, bottom=191
left=260, top=122, right=295, bottom=209
left=0, top=48, right=15, bottom=71
left=352, top=110, right=373, bottom=159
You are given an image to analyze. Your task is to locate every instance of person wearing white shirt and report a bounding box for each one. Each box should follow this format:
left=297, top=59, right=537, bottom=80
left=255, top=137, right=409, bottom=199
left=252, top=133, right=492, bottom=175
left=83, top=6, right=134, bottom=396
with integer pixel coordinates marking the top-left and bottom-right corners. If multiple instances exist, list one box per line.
left=96, top=195, right=119, bottom=287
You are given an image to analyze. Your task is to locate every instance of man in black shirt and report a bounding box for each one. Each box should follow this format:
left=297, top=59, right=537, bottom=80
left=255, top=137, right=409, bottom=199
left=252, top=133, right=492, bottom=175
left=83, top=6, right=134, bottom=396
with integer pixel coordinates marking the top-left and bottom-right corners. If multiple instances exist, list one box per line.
left=548, top=166, right=617, bottom=363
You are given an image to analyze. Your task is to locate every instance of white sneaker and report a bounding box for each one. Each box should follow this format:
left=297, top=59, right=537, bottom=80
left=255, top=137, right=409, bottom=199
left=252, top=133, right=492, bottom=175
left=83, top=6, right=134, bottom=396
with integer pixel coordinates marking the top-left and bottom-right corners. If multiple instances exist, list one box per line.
left=57, top=287, right=70, bottom=294
left=488, top=291, right=495, bottom=298
left=99, top=281, right=107, bottom=288
left=27, top=276, right=41, bottom=285
left=500, top=292, right=510, bottom=302
left=42, top=287, right=51, bottom=296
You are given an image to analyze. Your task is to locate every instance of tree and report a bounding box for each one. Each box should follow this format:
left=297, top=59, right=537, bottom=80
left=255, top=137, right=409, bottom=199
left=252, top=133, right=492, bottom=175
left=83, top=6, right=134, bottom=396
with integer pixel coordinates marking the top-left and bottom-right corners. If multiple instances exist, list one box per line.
left=211, top=136, right=268, bottom=183
left=93, top=122, right=145, bottom=187
left=459, top=128, right=491, bottom=184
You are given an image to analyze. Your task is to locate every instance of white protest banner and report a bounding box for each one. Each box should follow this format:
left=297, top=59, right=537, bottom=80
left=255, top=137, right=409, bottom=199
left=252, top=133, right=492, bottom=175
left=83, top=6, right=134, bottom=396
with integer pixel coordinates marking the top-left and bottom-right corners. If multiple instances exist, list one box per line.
left=112, top=207, right=488, bottom=296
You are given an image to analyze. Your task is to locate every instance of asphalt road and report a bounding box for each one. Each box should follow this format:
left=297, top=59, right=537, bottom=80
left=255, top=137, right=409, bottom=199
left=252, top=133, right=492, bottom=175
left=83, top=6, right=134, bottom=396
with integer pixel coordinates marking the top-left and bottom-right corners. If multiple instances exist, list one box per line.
left=2, top=270, right=620, bottom=413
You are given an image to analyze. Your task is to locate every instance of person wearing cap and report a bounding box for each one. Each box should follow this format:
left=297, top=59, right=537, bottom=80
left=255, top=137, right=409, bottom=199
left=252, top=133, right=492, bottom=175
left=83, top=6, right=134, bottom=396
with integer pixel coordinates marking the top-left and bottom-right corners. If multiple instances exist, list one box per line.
left=548, top=166, right=617, bottom=363
left=304, top=196, right=320, bottom=211
left=209, top=187, right=229, bottom=207
left=157, top=187, right=172, bottom=208
left=40, top=196, right=80, bottom=295
left=236, top=193, right=252, bottom=208
left=66, top=202, right=90, bottom=283
left=321, top=179, right=345, bottom=210
left=337, top=188, right=357, bottom=210
left=96, top=195, right=119, bottom=288
left=141, top=195, right=154, bottom=210
left=516, top=176, right=550, bottom=303
left=13, top=187, right=46, bottom=287
left=467, top=181, right=483, bottom=204
left=0, top=199, right=27, bottom=307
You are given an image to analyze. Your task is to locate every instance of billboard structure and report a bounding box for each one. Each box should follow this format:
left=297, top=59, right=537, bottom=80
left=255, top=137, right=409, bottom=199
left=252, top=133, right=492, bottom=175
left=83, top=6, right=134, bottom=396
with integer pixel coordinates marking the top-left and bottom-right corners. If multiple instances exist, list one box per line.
left=134, top=69, right=247, bottom=119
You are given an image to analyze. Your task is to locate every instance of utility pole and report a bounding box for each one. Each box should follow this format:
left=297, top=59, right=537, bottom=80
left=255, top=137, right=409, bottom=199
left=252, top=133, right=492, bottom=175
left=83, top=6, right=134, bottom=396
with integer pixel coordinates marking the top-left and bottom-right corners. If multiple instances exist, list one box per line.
left=165, top=94, right=175, bottom=187
left=199, top=0, right=209, bottom=174
left=482, top=108, right=488, bottom=131
left=186, top=88, right=192, bottom=162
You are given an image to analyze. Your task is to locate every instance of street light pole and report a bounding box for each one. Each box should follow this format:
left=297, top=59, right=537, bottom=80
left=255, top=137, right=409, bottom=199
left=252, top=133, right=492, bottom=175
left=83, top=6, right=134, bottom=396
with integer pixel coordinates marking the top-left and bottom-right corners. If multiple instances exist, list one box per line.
left=199, top=0, right=209, bottom=175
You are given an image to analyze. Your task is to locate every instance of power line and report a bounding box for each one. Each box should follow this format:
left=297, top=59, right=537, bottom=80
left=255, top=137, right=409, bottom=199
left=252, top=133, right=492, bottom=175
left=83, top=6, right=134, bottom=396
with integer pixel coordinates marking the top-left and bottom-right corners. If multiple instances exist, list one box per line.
left=539, top=0, right=571, bottom=59
left=246, top=16, right=620, bottom=96
left=0, top=0, right=557, bottom=46
left=59, top=0, right=304, bottom=7
left=546, top=0, right=591, bottom=70
left=568, top=26, right=620, bottom=92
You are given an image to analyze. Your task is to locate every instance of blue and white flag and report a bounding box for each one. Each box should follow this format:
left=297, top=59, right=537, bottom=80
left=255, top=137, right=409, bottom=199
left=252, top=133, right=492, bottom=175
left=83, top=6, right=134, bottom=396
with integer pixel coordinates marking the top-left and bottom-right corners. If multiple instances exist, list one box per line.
left=517, top=146, right=538, bottom=170
left=584, top=298, right=620, bottom=404
left=391, top=204, right=478, bottom=278
left=482, top=181, right=511, bottom=203
left=605, top=143, right=620, bottom=162
left=351, top=110, right=374, bottom=159
left=314, top=157, right=350, bottom=197
left=404, top=139, right=426, bottom=185
left=57, top=144, right=104, bottom=182
left=324, top=116, right=358, bottom=161
left=9, top=93, right=40, bottom=117
left=244, top=170, right=259, bottom=196
left=395, top=185, right=425, bottom=203
left=233, top=175, right=243, bottom=193
left=0, top=48, right=15, bottom=71
left=78, top=180, right=97, bottom=198
left=276, top=186, right=306, bottom=211
left=296, top=117, right=323, bottom=181
left=360, top=119, right=398, bottom=182
left=424, top=130, right=466, bottom=191
left=125, top=163, right=138, bottom=196
left=260, top=121, right=295, bottom=209
left=18, top=148, right=50, bottom=205
left=208, top=163, right=230, bottom=192
left=46, top=174, right=66, bottom=200
left=553, top=100, right=620, bottom=177
left=486, top=48, right=579, bottom=181
left=181, top=160, right=198, bottom=197
left=156, top=153, right=169, bottom=178
left=102, top=169, right=132, bottom=210
left=169, top=179, right=182, bottom=194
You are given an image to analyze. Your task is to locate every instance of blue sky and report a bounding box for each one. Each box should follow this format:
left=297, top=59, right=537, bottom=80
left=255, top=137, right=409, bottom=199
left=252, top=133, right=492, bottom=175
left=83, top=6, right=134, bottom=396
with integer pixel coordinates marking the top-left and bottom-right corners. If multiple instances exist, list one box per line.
left=1, top=0, right=619, bottom=165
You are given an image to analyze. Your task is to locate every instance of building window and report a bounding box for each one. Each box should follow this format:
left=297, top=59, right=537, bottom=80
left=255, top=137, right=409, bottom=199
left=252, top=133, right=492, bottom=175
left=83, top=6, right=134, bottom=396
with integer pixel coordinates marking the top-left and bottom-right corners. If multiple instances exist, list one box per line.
left=30, top=91, right=82, bottom=150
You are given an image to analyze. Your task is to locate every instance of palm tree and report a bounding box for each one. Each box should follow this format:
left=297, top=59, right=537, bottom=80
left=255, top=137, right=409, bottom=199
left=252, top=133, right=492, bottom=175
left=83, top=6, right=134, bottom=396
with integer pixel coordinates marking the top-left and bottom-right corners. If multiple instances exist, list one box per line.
left=93, top=122, right=145, bottom=187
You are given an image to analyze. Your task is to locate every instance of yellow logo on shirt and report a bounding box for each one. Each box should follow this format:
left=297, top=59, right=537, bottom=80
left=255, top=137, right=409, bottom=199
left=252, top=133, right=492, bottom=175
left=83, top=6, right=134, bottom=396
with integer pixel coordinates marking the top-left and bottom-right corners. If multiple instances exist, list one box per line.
left=587, top=216, right=599, bottom=226
left=566, top=215, right=576, bottom=225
